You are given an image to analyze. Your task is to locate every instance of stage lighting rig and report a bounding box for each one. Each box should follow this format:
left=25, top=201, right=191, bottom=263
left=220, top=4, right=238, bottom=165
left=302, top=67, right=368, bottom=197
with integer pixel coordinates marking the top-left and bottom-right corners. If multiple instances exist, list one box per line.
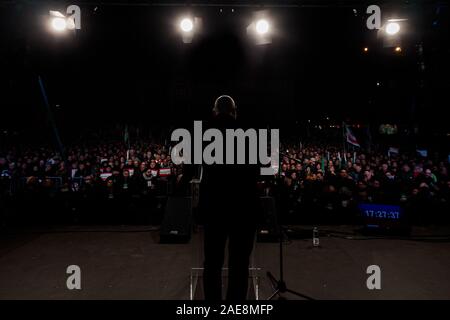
left=255, top=19, right=270, bottom=35
left=378, top=18, right=407, bottom=49
left=247, top=10, right=272, bottom=45
left=48, top=6, right=81, bottom=34
left=178, top=16, right=202, bottom=44
left=385, top=21, right=400, bottom=35
left=180, top=18, right=194, bottom=32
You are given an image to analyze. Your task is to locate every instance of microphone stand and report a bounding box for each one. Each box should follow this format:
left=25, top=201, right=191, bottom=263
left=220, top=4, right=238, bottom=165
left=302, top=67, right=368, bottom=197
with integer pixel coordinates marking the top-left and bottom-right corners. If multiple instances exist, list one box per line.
left=265, top=174, right=314, bottom=300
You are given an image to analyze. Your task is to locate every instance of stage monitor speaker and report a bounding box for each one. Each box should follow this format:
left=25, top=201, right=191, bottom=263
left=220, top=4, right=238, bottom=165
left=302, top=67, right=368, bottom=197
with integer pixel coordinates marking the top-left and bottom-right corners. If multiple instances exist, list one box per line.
left=257, top=196, right=279, bottom=242
left=159, top=196, right=192, bottom=243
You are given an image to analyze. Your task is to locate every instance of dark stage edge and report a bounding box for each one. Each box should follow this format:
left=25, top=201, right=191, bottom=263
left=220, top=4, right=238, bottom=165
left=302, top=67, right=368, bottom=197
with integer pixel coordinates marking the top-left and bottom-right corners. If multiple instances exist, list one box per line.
left=0, top=225, right=450, bottom=300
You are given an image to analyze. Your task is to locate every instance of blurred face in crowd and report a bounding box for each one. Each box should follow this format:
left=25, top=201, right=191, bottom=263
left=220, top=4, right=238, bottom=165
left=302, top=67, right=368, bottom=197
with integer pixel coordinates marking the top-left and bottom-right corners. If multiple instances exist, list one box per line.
left=123, top=170, right=129, bottom=178
left=382, top=163, right=388, bottom=172
left=340, top=169, right=348, bottom=179
left=140, top=162, right=147, bottom=171
left=316, top=172, right=324, bottom=181
left=373, top=180, right=381, bottom=189
left=150, top=161, right=156, bottom=169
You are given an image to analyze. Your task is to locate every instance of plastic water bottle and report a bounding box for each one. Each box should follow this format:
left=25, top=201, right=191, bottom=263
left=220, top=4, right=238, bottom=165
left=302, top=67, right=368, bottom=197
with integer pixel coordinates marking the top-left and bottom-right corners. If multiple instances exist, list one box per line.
left=313, top=227, right=320, bottom=247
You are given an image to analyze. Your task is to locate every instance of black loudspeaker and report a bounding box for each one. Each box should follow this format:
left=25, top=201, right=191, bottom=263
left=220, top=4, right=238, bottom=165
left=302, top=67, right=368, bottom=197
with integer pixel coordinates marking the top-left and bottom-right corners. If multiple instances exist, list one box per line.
left=257, top=196, right=279, bottom=242
left=159, top=196, right=192, bottom=243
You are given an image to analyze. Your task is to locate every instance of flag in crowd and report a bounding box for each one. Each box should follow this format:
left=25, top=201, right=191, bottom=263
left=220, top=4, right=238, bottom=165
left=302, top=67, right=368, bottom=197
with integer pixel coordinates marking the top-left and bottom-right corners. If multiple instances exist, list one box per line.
left=344, top=123, right=360, bottom=147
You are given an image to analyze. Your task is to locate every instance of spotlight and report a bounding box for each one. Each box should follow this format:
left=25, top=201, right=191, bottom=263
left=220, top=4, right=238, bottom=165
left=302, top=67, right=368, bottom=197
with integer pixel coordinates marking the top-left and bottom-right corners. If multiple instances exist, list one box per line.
left=51, top=17, right=67, bottom=31
left=378, top=19, right=406, bottom=48
left=177, top=16, right=202, bottom=43
left=385, top=22, right=400, bottom=35
left=247, top=10, right=272, bottom=45
left=255, top=19, right=269, bottom=35
left=180, top=18, right=193, bottom=33
left=395, top=46, right=402, bottom=53
left=48, top=9, right=79, bottom=34
left=363, top=47, right=369, bottom=52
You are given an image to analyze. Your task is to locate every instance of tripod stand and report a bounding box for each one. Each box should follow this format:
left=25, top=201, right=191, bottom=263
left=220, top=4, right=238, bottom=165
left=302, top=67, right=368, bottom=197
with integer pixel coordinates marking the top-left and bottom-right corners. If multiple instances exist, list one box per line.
left=265, top=198, right=314, bottom=300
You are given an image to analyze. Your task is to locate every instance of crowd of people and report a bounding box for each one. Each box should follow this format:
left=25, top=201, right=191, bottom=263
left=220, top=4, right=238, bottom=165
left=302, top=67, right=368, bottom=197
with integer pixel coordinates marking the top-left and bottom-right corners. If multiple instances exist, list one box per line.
left=0, top=141, right=189, bottom=224
left=0, top=138, right=449, bottom=225
left=272, top=144, right=450, bottom=224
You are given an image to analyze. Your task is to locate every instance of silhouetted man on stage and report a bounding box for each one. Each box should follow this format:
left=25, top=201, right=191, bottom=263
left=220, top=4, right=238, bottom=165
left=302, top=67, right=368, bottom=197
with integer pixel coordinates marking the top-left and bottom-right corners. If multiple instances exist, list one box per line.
left=200, top=95, right=259, bottom=301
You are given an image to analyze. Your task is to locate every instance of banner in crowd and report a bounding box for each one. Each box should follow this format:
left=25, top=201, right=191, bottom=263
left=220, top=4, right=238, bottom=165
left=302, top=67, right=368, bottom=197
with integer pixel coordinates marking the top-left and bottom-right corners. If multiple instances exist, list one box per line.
left=100, top=172, right=112, bottom=181
left=159, top=168, right=171, bottom=177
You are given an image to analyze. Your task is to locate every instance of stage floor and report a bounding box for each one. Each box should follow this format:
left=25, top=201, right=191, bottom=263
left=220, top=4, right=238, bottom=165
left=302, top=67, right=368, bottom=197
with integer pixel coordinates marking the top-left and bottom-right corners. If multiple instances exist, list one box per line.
left=1, top=225, right=450, bottom=300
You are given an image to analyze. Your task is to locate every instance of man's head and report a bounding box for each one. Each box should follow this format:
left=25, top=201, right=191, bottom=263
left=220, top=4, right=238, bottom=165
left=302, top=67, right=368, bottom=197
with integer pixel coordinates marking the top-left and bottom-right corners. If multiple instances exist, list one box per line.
left=213, top=95, right=237, bottom=119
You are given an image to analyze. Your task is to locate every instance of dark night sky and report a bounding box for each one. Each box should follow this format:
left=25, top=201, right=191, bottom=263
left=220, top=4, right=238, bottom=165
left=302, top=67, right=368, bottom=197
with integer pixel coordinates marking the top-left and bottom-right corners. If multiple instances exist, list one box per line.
left=0, top=1, right=449, bottom=143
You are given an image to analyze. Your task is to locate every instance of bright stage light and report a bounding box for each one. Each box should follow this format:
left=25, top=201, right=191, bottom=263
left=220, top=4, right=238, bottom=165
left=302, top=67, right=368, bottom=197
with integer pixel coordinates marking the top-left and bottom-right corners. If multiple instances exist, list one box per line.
left=178, top=16, right=201, bottom=43
left=180, top=18, right=194, bottom=33
left=395, top=46, right=402, bottom=53
left=385, top=22, right=400, bottom=35
left=51, top=17, right=67, bottom=32
left=247, top=11, right=272, bottom=45
left=255, top=19, right=269, bottom=35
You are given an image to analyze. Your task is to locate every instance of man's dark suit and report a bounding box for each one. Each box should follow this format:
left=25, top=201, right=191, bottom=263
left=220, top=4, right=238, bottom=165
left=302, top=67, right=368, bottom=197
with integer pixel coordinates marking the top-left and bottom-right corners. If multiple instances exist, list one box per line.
left=200, top=113, right=259, bottom=301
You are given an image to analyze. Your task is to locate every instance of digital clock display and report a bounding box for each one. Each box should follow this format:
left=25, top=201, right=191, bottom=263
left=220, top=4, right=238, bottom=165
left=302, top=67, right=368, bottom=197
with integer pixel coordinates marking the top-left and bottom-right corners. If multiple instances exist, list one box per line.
left=358, top=204, right=402, bottom=220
